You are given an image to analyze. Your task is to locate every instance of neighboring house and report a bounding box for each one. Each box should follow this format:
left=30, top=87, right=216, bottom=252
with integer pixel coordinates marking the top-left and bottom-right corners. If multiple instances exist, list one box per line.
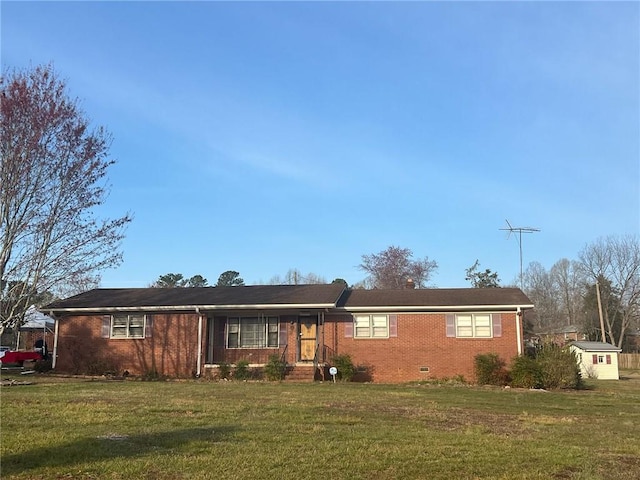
left=43, top=285, right=533, bottom=383
left=0, top=305, right=55, bottom=352
left=18, top=305, right=55, bottom=353
left=536, top=325, right=588, bottom=345
left=569, top=341, right=622, bottom=380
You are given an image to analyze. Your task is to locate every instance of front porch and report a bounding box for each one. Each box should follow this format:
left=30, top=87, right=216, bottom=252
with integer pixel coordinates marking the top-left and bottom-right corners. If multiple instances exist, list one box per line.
left=203, top=361, right=329, bottom=382
left=203, top=311, right=336, bottom=381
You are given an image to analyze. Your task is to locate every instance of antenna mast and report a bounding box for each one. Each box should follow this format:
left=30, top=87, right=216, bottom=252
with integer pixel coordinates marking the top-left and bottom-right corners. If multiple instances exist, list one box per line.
left=500, top=220, right=540, bottom=289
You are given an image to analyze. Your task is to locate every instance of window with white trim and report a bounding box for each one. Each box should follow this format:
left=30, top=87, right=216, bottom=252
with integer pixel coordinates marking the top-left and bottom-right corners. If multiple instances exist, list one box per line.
left=354, top=314, right=389, bottom=338
left=456, top=313, right=492, bottom=338
left=226, top=316, right=279, bottom=348
left=111, top=314, right=146, bottom=338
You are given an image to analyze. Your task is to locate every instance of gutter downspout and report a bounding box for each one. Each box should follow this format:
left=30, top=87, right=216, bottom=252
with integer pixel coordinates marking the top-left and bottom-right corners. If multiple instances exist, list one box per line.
left=516, top=307, right=523, bottom=355
left=50, top=312, right=59, bottom=369
left=196, top=307, right=203, bottom=377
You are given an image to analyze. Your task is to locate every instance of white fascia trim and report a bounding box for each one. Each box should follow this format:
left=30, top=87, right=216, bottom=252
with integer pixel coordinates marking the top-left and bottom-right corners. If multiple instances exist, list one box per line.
left=339, top=304, right=535, bottom=312
left=48, top=303, right=336, bottom=314
left=570, top=346, right=622, bottom=353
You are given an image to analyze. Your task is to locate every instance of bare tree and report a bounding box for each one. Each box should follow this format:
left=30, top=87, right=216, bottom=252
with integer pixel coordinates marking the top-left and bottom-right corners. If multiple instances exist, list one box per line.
left=266, top=268, right=326, bottom=285
left=522, top=261, right=561, bottom=331
left=359, top=246, right=437, bottom=289
left=0, top=64, right=131, bottom=334
left=549, top=258, right=586, bottom=327
left=579, top=235, right=640, bottom=347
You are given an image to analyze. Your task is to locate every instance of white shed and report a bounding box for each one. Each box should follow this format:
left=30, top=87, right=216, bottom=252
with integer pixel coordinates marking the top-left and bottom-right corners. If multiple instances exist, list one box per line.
left=569, top=341, right=622, bottom=380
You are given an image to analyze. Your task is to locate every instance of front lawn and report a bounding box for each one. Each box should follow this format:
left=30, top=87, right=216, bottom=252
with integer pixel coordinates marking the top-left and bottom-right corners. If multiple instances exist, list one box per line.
left=1, top=374, right=639, bottom=479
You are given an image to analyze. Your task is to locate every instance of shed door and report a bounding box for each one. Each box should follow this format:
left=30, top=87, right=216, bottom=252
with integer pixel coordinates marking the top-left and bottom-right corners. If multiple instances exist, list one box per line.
left=299, top=318, right=317, bottom=362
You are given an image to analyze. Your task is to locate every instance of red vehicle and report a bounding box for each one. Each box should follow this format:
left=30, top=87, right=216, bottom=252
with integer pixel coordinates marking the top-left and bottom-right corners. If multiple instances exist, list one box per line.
left=0, top=350, right=42, bottom=365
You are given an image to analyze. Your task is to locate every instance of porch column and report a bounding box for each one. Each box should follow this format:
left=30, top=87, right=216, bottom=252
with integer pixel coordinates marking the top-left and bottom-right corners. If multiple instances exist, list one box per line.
left=516, top=307, right=523, bottom=355
left=196, top=309, right=203, bottom=377
left=51, top=314, right=60, bottom=369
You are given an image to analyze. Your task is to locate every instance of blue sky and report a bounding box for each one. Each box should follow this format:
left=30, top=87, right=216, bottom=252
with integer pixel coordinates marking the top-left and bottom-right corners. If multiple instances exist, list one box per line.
left=2, top=1, right=639, bottom=289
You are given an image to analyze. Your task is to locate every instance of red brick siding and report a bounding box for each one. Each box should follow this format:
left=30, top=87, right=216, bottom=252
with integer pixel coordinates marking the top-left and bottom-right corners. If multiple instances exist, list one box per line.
left=56, top=313, right=201, bottom=377
left=323, top=312, right=522, bottom=383
left=56, top=310, right=523, bottom=382
left=18, top=330, right=51, bottom=352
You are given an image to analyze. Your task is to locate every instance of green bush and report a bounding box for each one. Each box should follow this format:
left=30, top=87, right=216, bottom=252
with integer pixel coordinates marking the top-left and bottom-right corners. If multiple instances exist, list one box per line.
left=330, top=354, right=356, bottom=382
left=233, top=359, right=250, bottom=380
left=264, top=354, right=286, bottom=381
left=510, top=355, right=543, bottom=388
left=217, top=362, right=231, bottom=380
left=474, top=353, right=508, bottom=385
left=536, top=344, right=582, bottom=389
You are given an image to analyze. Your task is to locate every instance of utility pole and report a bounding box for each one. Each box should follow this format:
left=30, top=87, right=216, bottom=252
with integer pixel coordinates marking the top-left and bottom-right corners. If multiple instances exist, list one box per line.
left=595, top=279, right=607, bottom=343
left=500, top=220, right=540, bottom=289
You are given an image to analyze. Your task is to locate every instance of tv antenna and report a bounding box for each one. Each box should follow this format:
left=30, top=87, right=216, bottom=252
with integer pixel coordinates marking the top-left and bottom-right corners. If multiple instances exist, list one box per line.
left=500, top=220, right=540, bottom=289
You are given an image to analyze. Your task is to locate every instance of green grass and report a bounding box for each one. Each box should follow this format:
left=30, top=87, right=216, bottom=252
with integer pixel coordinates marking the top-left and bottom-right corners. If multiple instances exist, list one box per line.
left=1, top=373, right=640, bottom=479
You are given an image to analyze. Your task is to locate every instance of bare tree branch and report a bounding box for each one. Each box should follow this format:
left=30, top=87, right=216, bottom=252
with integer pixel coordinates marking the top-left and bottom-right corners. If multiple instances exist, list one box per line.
left=359, top=246, right=437, bottom=289
left=1, top=64, right=132, bottom=333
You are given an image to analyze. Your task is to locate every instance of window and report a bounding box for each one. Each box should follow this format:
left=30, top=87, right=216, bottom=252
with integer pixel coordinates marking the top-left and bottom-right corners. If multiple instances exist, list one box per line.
left=593, top=354, right=612, bottom=365
left=111, top=314, right=146, bottom=339
left=226, top=316, right=279, bottom=348
left=354, top=314, right=389, bottom=338
left=455, top=313, right=492, bottom=338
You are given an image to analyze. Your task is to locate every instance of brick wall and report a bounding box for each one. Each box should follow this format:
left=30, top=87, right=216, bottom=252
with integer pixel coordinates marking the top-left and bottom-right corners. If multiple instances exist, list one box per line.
left=323, top=312, right=522, bottom=383
left=55, top=313, right=201, bottom=377
left=55, top=310, right=523, bottom=382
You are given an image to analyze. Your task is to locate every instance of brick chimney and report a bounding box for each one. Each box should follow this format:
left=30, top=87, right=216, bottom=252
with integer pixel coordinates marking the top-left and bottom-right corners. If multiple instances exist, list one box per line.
left=405, top=278, right=416, bottom=289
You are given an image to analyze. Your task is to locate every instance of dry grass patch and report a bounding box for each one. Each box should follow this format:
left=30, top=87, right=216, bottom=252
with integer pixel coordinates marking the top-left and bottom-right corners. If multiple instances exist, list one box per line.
left=1, top=374, right=639, bottom=479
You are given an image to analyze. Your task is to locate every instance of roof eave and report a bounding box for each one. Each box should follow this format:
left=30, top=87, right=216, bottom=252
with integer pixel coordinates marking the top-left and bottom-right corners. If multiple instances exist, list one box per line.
left=337, top=304, right=535, bottom=312
left=46, top=303, right=338, bottom=314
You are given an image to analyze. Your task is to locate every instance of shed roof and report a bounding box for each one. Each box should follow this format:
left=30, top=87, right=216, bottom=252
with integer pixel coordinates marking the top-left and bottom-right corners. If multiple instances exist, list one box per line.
left=570, top=341, right=622, bottom=352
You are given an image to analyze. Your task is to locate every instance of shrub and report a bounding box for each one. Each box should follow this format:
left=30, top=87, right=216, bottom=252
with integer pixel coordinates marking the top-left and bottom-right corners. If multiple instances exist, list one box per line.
left=33, top=358, right=53, bottom=373
left=330, top=354, right=356, bottom=382
left=353, top=363, right=374, bottom=382
left=474, top=353, right=508, bottom=385
left=233, top=359, right=250, bottom=380
left=141, top=368, right=167, bottom=381
left=217, top=362, right=231, bottom=380
left=510, top=355, right=543, bottom=388
left=85, top=358, right=120, bottom=376
left=536, top=344, right=582, bottom=389
left=264, top=354, right=286, bottom=381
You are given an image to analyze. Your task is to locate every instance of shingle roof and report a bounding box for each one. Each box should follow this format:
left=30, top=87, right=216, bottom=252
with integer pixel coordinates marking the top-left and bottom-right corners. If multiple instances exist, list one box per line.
left=339, top=288, right=532, bottom=309
left=44, top=284, right=347, bottom=312
left=44, top=285, right=533, bottom=313
left=570, top=341, right=622, bottom=352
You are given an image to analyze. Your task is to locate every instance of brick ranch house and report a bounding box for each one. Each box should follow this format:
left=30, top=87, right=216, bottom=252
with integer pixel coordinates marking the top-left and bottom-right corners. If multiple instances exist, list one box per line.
left=43, top=284, right=533, bottom=383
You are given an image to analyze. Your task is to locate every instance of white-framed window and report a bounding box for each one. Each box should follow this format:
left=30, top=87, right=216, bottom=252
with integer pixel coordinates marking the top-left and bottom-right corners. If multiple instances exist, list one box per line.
left=593, top=354, right=611, bottom=365
left=111, top=314, right=146, bottom=339
left=354, top=314, right=389, bottom=338
left=226, top=316, right=279, bottom=348
left=456, top=313, right=492, bottom=338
